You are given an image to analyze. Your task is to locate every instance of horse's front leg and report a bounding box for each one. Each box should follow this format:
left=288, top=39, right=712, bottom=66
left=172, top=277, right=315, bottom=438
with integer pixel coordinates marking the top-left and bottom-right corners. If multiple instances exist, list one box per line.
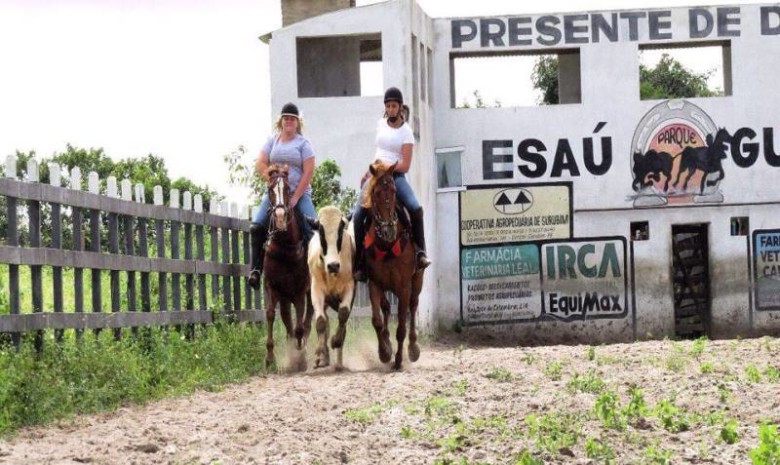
left=264, top=289, right=279, bottom=370
left=408, top=272, right=424, bottom=363
left=311, top=289, right=330, bottom=369
left=279, top=300, right=294, bottom=340
left=369, top=282, right=392, bottom=363
left=293, top=293, right=308, bottom=350
left=393, top=285, right=411, bottom=370
left=331, top=285, right=355, bottom=371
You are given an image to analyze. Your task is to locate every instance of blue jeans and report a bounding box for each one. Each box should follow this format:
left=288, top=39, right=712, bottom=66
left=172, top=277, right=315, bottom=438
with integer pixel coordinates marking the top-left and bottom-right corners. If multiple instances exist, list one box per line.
left=251, top=191, right=315, bottom=241
left=353, top=173, right=420, bottom=251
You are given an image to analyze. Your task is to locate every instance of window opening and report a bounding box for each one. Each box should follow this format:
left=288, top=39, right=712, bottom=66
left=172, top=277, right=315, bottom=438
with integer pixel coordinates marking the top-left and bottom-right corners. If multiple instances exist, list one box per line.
left=638, top=42, right=731, bottom=100
left=451, top=49, right=581, bottom=108
left=296, top=33, right=382, bottom=98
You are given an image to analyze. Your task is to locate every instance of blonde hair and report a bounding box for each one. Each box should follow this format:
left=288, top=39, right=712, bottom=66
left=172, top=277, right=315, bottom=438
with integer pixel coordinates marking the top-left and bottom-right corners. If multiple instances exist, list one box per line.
left=274, top=114, right=304, bottom=135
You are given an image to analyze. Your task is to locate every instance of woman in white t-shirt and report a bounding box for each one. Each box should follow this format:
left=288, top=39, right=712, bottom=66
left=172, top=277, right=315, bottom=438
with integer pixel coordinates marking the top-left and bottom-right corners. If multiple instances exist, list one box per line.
left=248, top=102, right=316, bottom=289
left=352, top=87, right=431, bottom=282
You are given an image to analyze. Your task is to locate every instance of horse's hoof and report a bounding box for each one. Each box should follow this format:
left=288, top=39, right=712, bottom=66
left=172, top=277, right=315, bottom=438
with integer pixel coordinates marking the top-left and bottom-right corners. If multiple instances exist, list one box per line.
left=334, top=363, right=345, bottom=372
left=297, top=356, right=308, bottom=373
left=315, top=355, right=329, bottom=368
left=379, top=348, right=392, bottom=364
left=409, top=343, right=420, bottom=362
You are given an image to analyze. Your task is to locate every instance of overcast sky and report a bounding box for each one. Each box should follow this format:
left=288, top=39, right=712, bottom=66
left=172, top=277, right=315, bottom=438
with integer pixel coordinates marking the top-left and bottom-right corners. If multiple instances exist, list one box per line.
left=0, top=0, right=774, bottom=205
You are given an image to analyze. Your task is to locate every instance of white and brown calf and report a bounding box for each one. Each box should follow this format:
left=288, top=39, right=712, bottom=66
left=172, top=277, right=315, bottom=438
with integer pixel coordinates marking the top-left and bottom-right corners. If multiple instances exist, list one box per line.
left=307, top=206, right=356, bottom=370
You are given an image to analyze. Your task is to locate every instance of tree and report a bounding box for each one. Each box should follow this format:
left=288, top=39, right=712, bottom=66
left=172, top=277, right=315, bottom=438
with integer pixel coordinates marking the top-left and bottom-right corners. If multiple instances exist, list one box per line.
left=457, top=90, right=502, bottom=109
left=310, top=159, right=357, bottom=213
left=531, top=55, right=560, bottom=105
left=223, top=147, right=357, bottom=214
left=639, top=53, right=720, bottom=99
left=0, top=144, right=220, bottom=250
left=531, top=53, right=721, bottom=104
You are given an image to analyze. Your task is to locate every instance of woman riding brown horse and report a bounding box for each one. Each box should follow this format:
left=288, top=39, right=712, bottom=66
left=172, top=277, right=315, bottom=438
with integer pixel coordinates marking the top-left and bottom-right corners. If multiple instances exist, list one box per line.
left=262, top=164, right=312, bottom=370
left=361, top=160, right=424, bottom=370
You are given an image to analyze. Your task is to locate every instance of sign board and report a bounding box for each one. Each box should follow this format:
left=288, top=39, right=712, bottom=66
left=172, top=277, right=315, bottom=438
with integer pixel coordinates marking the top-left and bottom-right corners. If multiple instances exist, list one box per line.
left=540, top=238, right=628, bottom=321
left=753, top=229, right=780, bottom=311
left=461, top=237, right=628, bottom=325
left=459, top=183, right=572, bottom=246
left=461, top=244, right=541, bottom=323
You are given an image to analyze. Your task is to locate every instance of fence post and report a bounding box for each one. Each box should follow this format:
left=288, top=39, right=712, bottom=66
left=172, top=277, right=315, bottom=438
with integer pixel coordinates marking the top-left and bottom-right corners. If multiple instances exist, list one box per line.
left=221, top=200, right=232, bottom=313
left=88, top=171, right=102, bottom=336
left=107, top=176, right=121, bottom=340
left=137, top=183, right=151, bottom=314
left=49, top=163, right=65, bottom=342
left=71, top=167, right=85, bottom=339
left=121, top=179, right=137, bottom=336
left=231, top=202, right=241, bottom=312
left=154, top=185, right=167, bottom=313
left=170, top=188, right=181, bottom=313
left=208, top=199, right=219, bottom=308
left=250, top=206, right=262, bottom=311
left=195, top=195, right=207, bottom=311
left=5, top=155, right=20, bottom=348
left=28, top=159, right=44, bottom=351
left=242, top=205, right=252, bottom=310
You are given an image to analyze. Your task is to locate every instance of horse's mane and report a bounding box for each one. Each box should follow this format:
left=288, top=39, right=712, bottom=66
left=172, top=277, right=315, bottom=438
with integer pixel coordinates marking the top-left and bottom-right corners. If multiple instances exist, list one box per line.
left=361, top=160, right=394, bottom=209
left=267, top=163, right=289, bottom=179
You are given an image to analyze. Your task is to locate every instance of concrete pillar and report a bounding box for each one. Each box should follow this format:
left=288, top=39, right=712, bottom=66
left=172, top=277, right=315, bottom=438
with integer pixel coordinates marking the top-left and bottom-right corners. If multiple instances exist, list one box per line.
left=558, top=51, right=582, bottom=104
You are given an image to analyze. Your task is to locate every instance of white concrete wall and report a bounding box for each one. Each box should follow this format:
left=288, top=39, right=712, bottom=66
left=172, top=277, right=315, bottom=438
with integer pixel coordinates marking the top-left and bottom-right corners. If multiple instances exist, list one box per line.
left=429, top=4, right=780, bottom=340
left=267, top=0, right=440, bottom=332
left=268, top=1, right=780, bottom=341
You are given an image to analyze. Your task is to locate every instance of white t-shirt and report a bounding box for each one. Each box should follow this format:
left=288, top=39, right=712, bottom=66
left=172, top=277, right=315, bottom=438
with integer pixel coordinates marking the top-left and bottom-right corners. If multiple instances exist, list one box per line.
left=374, top=118, right=414, bottom=165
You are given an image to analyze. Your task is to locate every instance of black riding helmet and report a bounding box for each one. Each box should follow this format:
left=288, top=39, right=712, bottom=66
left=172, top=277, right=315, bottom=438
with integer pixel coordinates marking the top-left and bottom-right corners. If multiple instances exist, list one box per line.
left=383, top=87, right=403, bottom=104
left=280, top=102, right=299, bottom=118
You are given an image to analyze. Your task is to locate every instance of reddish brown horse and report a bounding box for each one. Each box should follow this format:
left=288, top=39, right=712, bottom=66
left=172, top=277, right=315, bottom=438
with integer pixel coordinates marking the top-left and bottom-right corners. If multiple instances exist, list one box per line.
left=263, top=164, right=312, bottom=369
left=362, top=160, right=424, bottom=370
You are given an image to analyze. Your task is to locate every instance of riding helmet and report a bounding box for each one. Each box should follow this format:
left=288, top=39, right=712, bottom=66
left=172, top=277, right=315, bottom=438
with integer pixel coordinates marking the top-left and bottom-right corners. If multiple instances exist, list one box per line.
left=280, top=102, right=299, bottom=118
left=383, top=87, right=403, bottom=104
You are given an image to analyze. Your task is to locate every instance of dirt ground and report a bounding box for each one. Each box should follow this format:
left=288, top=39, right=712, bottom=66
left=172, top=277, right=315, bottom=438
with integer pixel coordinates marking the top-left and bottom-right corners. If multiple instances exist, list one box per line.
left=0, top=333, right=778, bottom=465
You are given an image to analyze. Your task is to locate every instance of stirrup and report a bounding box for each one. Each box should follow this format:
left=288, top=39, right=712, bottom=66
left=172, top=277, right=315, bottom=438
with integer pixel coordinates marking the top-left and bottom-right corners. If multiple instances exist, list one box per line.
left=248, top=269, right=262, bottom=290
left=416, top=251, right=431, bottom=270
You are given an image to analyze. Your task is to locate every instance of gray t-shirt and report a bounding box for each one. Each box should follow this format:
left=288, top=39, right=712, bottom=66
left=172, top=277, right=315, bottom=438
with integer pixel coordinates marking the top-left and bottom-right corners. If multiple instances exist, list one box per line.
left=262, top=133, right=314, bottom=194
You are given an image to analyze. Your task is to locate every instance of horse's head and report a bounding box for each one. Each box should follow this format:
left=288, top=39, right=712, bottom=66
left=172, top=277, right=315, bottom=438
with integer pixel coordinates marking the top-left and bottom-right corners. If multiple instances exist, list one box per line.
left=267, top=164, right=291, bottom=233
left=712, top=128, right=731, bottom=159
left=365, top=160, right=399, bottom=243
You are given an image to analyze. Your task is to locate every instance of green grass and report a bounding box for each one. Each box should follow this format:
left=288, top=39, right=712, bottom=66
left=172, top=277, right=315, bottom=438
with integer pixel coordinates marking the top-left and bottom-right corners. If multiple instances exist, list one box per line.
left=0, top=321, right=267, bottom=435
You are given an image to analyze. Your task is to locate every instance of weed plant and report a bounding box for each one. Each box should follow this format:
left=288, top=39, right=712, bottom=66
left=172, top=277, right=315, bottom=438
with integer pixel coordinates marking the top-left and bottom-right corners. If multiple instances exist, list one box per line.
left=0, top=322, right=267, bottom=435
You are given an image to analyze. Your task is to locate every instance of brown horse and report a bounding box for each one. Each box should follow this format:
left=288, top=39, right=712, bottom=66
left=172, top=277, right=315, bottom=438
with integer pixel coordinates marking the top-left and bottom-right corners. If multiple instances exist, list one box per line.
left=362, top=160, right=424, bottom=370
left=263, top=164, right=312, bottom=370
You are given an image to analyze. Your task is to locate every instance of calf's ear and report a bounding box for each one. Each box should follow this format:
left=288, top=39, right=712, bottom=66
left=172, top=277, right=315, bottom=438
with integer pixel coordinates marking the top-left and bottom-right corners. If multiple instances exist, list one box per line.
left=305, top=216, right=320, bottom=229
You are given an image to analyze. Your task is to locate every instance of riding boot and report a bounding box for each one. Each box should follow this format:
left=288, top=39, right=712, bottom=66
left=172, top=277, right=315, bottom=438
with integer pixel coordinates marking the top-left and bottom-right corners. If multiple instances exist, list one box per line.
left=248, top=224, right=267, bottom=290
left=352, top=213, right=368, bottom=282
left=410, top=207, right=432, bottom=270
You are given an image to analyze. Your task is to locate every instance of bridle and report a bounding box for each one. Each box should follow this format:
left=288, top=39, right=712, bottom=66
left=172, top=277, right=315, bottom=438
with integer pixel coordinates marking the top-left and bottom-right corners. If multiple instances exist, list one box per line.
left=371, top=174, right=399, bottom=243
left=267, top=170, right=291, bottom=237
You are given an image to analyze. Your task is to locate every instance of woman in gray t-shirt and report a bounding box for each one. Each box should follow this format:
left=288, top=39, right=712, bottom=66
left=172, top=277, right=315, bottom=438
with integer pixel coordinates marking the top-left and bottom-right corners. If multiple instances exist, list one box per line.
left=248, top=102, right=316, bottom=289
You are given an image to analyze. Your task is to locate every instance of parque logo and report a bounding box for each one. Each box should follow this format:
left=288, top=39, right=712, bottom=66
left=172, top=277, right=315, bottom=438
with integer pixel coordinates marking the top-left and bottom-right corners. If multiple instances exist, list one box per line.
left=630, top=99, right=729, bottom=207
left=492, top=188, right=533, bottom=215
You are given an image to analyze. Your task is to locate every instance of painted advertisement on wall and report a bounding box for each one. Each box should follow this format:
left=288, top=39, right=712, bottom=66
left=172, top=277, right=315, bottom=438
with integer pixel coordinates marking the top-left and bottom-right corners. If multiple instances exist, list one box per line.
left=541, top=238, right=628, bottom=321
left=753, top=229, right=780, bottom=311
left=461, top=237, right=628, bottom=325
left=461, top=244, right=541, bottom=323
left=459, top=183, right=572, bottom=246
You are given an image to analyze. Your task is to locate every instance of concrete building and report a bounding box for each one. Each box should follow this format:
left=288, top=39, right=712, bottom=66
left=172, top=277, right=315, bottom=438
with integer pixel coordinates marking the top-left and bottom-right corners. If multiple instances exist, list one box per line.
left=262, top=0, right=780, bottom=343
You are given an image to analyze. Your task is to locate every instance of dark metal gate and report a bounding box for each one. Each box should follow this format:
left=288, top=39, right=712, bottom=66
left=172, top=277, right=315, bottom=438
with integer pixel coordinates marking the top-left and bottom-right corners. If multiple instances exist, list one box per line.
left=671, top=224, right=711, bottom=338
